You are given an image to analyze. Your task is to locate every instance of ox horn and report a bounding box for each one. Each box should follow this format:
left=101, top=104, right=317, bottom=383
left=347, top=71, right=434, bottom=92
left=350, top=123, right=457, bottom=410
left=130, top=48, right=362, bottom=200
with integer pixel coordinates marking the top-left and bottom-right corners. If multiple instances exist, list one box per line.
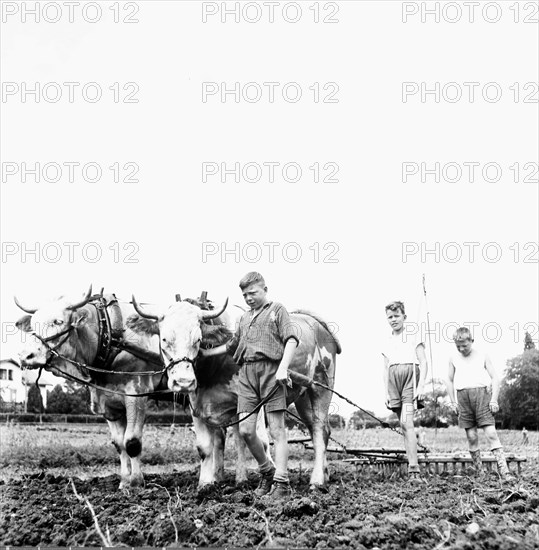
left=132, top=295, right=163, bottom=322
left=13, top=296, right=37, bottom=315
left=200, top=297, right=229, bottom=320
left=67, top=285, right=93, bottom=310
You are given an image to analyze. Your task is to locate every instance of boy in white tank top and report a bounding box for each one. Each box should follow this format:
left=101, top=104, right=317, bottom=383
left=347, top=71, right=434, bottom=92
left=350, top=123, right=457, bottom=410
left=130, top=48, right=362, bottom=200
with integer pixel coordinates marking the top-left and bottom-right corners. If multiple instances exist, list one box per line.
left=446, top=327, right=514, bottom=481
left=382, top=301, right=428, bottom=482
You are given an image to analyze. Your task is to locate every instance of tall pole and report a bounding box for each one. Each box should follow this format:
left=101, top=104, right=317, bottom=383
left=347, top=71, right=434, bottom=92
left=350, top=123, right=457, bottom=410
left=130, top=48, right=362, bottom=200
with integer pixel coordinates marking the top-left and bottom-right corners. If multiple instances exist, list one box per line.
left=423, top=274, right=438, bottom=438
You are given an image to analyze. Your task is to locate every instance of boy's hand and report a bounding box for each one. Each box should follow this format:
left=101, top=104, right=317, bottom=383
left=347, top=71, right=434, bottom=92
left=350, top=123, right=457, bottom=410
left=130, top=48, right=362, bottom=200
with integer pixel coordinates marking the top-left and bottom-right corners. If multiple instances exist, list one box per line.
left=416, top=384, right=425, bottom=401
left=489, top=400, right=499, bottom=414
left=448, top=402, right=459, bottom=415
left=276, top=367, right=292, bottom=388
left=385, top=394, right=391, bottom=409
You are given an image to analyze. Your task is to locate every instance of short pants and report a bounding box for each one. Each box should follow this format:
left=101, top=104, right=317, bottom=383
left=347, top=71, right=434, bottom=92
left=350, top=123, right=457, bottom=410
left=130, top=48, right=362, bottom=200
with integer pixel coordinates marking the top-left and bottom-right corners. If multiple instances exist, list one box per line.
left=387, top=363, right=424, bottom=412
left=237, top=359, right=287, bottom=414
left=457, top=386, right=495, bottom=429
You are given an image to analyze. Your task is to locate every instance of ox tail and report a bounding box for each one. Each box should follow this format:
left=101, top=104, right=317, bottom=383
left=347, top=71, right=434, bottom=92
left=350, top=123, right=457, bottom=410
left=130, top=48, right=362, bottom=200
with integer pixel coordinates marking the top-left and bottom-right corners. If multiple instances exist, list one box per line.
left=290, top=309, right=342, bottom=354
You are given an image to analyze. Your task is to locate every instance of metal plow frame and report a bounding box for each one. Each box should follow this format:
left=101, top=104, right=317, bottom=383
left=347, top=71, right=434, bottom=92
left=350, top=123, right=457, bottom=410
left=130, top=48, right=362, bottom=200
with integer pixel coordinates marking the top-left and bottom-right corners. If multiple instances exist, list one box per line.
left=288, top=438, right=527, bottom=476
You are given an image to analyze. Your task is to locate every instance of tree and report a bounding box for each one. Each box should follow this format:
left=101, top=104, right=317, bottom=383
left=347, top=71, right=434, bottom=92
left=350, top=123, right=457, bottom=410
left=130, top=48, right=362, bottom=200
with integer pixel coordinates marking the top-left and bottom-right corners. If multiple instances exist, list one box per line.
left=415, top=379, right=458, bottom=428
left=348, top=409, right=381, bottom=430
left=46, top=381, right=90, bottom=414
left=328, top=414, right=346, bottom=429
left=524, top=331, right=536, bottom=350
left=46, top=384, right=70, bottom=413
left=499, top=339, right=539, bottom=430
left=64, top=380, right=91, bottom=414
left=27, top=384, right=44, bottom=413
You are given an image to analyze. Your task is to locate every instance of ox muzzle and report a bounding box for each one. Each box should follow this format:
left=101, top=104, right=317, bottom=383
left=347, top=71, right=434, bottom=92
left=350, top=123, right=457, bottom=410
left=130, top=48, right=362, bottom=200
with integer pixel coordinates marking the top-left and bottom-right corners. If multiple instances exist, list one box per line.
left=18, top=326, right=74, bottom=369
left=164, top=355, right=198, bottom=393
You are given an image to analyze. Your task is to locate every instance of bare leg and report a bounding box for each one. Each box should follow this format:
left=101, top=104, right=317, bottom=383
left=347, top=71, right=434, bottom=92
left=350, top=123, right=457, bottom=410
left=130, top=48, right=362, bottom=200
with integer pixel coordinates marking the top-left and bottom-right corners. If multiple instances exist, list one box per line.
left=266, top=411, right=288, bottom=483
left=484, top=425, right=511, bottom=479
left=400, top=403, right=419, bottom=472
left=465, top=427, right=483, bottom=474
left=238, top=412, right=273, bottom=467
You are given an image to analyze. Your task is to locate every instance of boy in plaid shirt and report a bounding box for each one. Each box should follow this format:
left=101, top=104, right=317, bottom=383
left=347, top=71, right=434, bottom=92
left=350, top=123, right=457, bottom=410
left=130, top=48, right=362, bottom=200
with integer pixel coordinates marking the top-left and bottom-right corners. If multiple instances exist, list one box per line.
left=203, top=272, right=299, bottom=499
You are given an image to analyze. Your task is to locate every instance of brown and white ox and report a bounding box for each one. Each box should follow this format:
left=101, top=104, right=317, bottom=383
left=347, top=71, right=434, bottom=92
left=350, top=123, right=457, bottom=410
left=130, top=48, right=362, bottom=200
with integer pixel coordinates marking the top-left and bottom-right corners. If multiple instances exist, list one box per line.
left=15, top=286, right=169, bottom=489
left=130, top=297, right=341, bottom=489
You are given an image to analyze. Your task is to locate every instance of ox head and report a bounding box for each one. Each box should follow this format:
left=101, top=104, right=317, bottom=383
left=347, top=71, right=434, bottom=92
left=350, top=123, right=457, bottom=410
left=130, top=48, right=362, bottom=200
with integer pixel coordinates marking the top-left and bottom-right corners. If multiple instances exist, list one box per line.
left=15, top=286, right=93, bottom=369
left=131, top=296, right=229, bottom=393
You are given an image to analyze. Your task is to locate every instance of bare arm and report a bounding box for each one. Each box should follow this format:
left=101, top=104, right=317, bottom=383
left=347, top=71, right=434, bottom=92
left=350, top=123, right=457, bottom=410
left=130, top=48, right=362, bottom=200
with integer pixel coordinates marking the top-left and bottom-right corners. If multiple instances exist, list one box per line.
left=415, top=343, right=428, bottom=399
left=446, top=360, right=458, bottom=413
left=382, top=355, right=390, bottom=408
left=276, top=338, right=298, bottom=382
left=485, top=354, right=500, bottom=412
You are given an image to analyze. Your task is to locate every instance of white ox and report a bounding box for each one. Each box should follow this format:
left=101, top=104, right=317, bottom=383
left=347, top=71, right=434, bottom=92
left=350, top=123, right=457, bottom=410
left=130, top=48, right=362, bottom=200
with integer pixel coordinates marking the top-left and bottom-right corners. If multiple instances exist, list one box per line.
left=15, top=287, right=169, bottom=489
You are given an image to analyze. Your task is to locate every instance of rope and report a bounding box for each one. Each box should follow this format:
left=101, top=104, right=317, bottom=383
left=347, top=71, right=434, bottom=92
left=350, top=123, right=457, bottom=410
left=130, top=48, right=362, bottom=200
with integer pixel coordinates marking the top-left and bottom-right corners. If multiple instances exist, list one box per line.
left=193, top=384, right=281, bottom=430
left=305, top=378, right=430, bottom=453
left=46, top=345, right=166, bottom=376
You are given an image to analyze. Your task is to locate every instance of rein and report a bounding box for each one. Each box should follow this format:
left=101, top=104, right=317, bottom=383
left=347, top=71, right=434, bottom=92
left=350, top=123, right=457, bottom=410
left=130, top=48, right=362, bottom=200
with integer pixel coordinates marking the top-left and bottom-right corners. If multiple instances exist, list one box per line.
left=191, top=383, right=281, bottom=429
left=25, top=296, right=170, bottom=397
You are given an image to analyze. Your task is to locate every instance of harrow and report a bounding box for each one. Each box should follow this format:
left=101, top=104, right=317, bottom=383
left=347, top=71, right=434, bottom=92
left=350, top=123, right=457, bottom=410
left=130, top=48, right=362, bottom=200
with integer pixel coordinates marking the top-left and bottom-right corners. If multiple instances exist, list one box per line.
left=288, top=438, right=527, bottom=475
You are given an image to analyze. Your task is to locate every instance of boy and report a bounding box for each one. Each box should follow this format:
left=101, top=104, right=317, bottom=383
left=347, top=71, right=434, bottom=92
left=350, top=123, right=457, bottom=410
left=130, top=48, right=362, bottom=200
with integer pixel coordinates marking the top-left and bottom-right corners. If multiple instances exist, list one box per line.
left=446, top=327, right=513, bottom=481
left=382, top=301, right=428, bottom=481
left=202, top=272, right=299, bottom=499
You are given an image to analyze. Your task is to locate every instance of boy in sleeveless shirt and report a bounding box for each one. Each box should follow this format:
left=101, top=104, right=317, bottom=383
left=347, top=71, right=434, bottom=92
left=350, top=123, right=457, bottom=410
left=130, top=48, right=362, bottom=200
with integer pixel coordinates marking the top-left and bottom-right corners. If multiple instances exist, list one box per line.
left=446, top=327, right=513, bottom=481
left=382, top=301, right=428, bottom=480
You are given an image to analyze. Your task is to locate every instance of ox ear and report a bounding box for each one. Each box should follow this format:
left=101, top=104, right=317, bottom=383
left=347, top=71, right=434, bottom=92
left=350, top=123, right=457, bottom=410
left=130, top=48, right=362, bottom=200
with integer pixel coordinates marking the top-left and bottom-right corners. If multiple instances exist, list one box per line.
left=200, top=323, right=232, bottom=349
left=72, top=309, right=90, bottom=328
left=16, top=315, right=32, bottom=333
left=126, top=314, right=160, bottom=336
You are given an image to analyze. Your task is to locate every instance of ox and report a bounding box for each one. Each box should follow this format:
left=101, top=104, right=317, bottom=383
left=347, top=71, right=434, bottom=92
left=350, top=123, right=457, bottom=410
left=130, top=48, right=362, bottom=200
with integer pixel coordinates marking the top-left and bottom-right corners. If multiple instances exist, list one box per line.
left=15, top=286, right=169, bottom=489
left=126, top=296, right=270, bottom=487
left=130, top=296, right=341, bottom=489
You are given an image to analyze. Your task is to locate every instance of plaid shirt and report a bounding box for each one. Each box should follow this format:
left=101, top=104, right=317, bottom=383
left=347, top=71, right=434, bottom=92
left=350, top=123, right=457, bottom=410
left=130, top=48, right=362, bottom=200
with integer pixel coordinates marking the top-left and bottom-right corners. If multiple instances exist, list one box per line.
left=226, top=301, right=299, bottom=364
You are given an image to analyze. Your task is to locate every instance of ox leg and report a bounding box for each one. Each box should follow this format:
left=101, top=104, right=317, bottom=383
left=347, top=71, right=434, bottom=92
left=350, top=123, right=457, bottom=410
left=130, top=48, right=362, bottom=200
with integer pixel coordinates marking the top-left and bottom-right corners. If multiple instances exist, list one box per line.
left=256, top=408, right=273, bottom=462
left=193, top=416, right=217, bottom=487
left=107, top=417, right=131, bottom=490
left=212, top=427, right=226, bottom=482
left=295, top=392, right=331, bottom=488
left=232, top=424, right=249, bottom=484
left=124, top=396, right=147, bottom=488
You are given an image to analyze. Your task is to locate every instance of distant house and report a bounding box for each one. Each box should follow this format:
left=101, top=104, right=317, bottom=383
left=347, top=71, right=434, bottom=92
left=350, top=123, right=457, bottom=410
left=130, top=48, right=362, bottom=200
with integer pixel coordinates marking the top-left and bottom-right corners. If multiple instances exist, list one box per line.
left=0, top=359, right=57, bottom=411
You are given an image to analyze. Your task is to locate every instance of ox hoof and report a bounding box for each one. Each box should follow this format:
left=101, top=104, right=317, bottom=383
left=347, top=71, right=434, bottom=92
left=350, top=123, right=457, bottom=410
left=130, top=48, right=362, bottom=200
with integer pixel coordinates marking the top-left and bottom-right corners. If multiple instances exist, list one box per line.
left=129, top=475, right=145, bottom=489
left=119, top=477, right=131, bottom=491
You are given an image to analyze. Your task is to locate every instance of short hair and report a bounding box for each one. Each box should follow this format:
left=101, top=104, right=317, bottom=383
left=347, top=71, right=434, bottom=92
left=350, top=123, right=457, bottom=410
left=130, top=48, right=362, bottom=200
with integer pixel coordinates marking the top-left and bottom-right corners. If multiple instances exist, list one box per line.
left=453, top=327, right=473, bottom=342
left=385, top=301, right=405, bottom=315
left=239, top=272, right=265, bottom=290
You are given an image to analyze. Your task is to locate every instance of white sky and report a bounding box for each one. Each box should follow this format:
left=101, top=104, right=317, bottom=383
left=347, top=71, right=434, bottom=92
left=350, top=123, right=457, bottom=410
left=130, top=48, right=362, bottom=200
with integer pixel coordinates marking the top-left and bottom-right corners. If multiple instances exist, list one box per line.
left=1, top=1, right=538, bottom=418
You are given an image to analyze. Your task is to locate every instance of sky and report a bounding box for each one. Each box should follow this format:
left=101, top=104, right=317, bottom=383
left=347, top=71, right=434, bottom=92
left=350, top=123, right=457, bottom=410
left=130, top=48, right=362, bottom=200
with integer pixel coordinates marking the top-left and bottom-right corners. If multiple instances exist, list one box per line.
left=1, top=1, right=538, bottom=419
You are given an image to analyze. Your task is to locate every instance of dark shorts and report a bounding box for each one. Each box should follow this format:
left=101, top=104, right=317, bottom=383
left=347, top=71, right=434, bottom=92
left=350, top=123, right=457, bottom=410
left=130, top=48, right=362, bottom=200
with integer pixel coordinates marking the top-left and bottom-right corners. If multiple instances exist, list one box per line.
left=237, top=360, right=287, bottom=415
left=457, top=387, right=495, bottom=429
left=388, top=363, right=423, bottom=412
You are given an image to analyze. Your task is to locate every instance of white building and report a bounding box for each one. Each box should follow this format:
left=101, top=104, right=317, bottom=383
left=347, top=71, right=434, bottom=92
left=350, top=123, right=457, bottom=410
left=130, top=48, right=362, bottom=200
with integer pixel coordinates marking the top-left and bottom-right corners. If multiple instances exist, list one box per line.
left=0, top=359, right=57, bottom=410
